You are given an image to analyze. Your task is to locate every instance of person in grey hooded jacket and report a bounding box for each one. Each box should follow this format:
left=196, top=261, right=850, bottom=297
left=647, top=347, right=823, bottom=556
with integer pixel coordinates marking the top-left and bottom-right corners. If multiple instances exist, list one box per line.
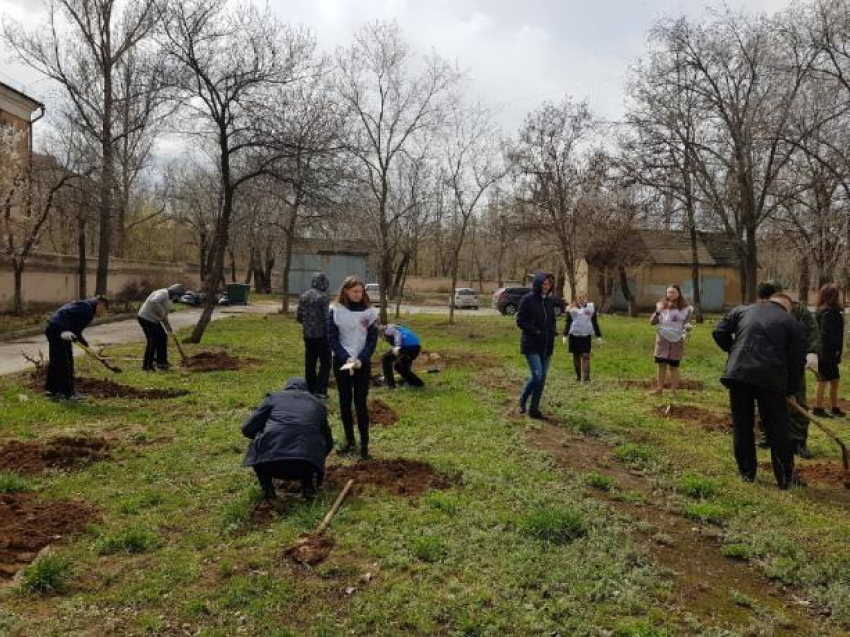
left=138, top=284, right=185, bottom=371
left=296, top=273, right=331, bottom=396
left=242, top=377, right=334, bottom=500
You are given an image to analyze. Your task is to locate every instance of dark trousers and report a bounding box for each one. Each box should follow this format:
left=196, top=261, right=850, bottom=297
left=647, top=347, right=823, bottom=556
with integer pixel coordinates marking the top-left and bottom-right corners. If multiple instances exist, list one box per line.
left=138, top=317, right=168, bottom=370
left=253, top=459, right=320, bottom=498
left=787, top=371, right=809, bottom=447
left=729, top=381, right=794, bottom=488
left=334, top=359, right=370, bottom=450
left=45, top=328, right=74, bottom=397
left=304, top=337, right=331, bottom=395
left=382, top=345, right=423, bottom=389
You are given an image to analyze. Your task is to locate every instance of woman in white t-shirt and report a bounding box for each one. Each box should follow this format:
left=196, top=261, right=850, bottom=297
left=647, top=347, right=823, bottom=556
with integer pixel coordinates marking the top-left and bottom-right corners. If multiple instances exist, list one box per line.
left=328, top=276, right=378, bottom=459
left=649, top=284, right=693, bottom=396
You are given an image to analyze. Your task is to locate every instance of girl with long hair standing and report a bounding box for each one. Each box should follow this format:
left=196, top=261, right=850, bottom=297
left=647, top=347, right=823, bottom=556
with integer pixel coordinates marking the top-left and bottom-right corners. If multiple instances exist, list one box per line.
left=813, top=283, right=845, bottom=418
left=328, top=276, right=378, bottom=459
left=650, top=284, right=693, bottom=396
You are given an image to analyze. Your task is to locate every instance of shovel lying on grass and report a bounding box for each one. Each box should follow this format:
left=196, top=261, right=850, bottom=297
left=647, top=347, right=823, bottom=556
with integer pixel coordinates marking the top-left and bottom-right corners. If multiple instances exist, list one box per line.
left=73, top=340, right=122, bottom=373
left=788, top=399, right=850, bottom=489
left=285, top=479, right=355, bottom=565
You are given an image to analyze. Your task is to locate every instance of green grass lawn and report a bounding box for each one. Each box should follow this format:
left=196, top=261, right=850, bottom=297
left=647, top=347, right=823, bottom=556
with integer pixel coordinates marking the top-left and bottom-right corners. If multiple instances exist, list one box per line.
left=0, top=312, right=848, bottom=635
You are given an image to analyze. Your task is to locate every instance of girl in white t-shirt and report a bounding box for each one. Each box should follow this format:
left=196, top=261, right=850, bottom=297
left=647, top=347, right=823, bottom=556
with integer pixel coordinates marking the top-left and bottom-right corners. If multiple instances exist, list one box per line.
left=649, top=284, right=693, bottom=396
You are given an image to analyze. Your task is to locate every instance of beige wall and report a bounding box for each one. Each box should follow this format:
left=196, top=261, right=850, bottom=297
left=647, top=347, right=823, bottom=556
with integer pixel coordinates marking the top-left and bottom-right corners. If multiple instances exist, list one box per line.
left=0, top=253, right=198, bottom=311
left=403, top=276, right=523, bottom=295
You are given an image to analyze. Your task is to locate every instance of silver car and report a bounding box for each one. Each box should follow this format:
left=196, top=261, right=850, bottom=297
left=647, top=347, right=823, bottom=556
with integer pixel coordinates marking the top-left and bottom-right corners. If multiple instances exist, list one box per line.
left=451, top=288, right=479, bottom=309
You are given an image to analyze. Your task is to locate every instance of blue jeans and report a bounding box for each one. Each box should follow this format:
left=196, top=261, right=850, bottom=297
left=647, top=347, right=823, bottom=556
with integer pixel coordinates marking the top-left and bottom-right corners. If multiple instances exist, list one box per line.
left=520, top=354, right=551, bottom=412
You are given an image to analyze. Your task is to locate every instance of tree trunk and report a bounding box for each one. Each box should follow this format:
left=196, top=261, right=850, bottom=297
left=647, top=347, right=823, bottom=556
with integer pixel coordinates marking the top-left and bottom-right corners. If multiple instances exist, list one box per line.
left=229, top=248, right=237, bottom=283
left=617, top=264, right=638, bottom=317
left=743, top=226, right=758, bottom=303
left=12, top=263, right=23, bottom=315
left=448, top=261, right=458, bottom=325
left=687, top=222, right=704, bottom=323
left=798, top=254, right=810, bottom=306
left=391, top=253, right=409, bottom=299
left=95, top=65, right=114, bottom=296
left=77, top=217, right=87, bottom=298
left=394, top=259, right=409, bottom=319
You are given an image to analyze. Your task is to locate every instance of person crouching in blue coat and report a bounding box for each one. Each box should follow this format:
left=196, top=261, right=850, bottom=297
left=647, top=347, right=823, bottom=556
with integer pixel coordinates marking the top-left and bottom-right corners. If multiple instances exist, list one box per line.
left=516, top=272, right=557, bottom=419
left=241, top=378, right=334, bottom=501
left=379, top=323, right=424, bottom=389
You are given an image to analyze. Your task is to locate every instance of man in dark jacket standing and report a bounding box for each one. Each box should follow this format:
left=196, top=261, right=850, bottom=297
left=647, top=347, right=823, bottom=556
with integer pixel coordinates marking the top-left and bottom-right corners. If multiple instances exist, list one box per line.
left=44, top=296, right=108, bottom=400
left=516, top=272, right=557, bottom=419
left=241, top=377, right=334, bottom=500
left=712, top=294, right=806, bottom=489
left=296, top=273, right=331, bottom=397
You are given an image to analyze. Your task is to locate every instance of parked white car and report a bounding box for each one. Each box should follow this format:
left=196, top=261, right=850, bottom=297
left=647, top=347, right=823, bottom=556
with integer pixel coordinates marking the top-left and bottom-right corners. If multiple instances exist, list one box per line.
left=451, top=288, right=479, bottom=309
left=365, top=283, right=380, bottom=298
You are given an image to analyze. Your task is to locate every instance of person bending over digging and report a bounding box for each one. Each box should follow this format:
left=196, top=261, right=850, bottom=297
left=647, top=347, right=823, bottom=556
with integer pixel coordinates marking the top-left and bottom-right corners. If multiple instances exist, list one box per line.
left=43, top=296, right=108, bottom=401
left=379, top=323, right=424, bottom=389
left=137, top=284, right=185, bottom=372
left=296, top=272, right=332, bottom=398
left=649, top=284, right=693, bottom=396
left=712, top=293, right=805, bottom=489
left=563, top=291, right=602, bottom=382
left=516, top=272, right=557, bottom=419
left=241, top=377, right=334, bottom=501
left=328, top=276, right=378, bottom=460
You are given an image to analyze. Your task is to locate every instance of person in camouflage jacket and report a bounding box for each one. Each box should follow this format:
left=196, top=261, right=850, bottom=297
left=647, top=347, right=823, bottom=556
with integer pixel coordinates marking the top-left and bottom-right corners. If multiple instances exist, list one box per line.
left=296, top=273, right=331, bottom=397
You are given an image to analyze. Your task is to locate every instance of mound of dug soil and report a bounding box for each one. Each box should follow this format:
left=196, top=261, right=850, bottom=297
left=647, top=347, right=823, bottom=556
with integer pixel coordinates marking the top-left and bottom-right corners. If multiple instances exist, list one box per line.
left=369, top=399, right=399, bottom=427
left=0, top=493, right=97, bottom=581
left=76, top=377, right=189, bottom=399
left=658, top=405, right=731, bottom=432
left=620, top=379, right=704, bottom=391
left=181, top=351, right=250, bottom=372
left=795, top=462, right=850, bottom=487
left=326, top=459, right=455, bottom=496
left=0, top=437, right=110, bottom=475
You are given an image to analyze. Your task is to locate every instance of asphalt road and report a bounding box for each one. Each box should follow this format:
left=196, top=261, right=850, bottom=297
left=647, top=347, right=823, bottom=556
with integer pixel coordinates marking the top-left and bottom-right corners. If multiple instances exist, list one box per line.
left=0, top=303, right=504, bottom=376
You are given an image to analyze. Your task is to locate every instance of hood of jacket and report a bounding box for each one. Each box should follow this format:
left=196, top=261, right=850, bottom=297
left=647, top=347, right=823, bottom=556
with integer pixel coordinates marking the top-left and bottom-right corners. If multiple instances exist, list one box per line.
left=531, top=272, right=551, bottom=296
left=283, top=377, right=310, bottom=392
left=311, top=273, right=330, bottom=292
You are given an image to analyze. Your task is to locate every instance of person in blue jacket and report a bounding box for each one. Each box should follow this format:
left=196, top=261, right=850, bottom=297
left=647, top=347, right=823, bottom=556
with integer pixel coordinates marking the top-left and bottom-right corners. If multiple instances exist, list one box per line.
left=516, top=272, right=557, bottom=419
left=44, top=296, right=109, bottom=400
left=379, top=323, right=424, bottom=389
left=241, top=377, right=334, bottom=501
left=328, top=276, right=378, bottom=459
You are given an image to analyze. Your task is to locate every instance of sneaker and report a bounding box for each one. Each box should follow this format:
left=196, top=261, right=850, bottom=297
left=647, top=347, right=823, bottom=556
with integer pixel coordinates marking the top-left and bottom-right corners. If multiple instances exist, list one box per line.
left=582, top=377, right=591, bottom=383
left=830, top=407, right=847, bottom=418
left=795, top=443, right=813, bottom=459
left=528, top=409, right=545, bottom=420
left=43, top=391, right=56, bottom=399
left=155, top=363, right=171, bottom=371
left=811, top=407, right=832, bottom=418
left=518, top=403, right=527, bottom=415
left=337, top=443, right=356, bottom=456
left=359, top=447, right=371, bottom=461
left=66, top=393, right=87, bottom=402
left=757, top=433, right=770, bottom=449
left=740, top=472, right=756, bottom=483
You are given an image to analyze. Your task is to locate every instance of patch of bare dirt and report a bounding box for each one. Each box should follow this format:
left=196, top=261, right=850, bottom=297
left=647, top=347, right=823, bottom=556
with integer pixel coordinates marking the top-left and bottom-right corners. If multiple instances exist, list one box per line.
left=325, top=459, right=456, bottom=497
left=658, top=405, right=732, bottom=432
left=786, top=462, right=849, bottom=488
left=412, top=350, right=499, bottom=373
left=26, top=373, right=189, bottom=399
left=0, top=493, right=97, bottom=581
left=181, top=351, right=253, bottom=372
left=526, top=423, right=821, bottom=634
left=619, top=378, right=705, bottom=391
left=0, top=437, right=110, bottom=475
left=368, top=399, right=399, bottom=427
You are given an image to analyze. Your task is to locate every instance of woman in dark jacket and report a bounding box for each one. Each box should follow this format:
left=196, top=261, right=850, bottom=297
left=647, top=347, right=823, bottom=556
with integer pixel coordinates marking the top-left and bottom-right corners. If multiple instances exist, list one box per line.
left=813, top=284, right=845, bottom=418
left=516, top=272, right=557, bottom=419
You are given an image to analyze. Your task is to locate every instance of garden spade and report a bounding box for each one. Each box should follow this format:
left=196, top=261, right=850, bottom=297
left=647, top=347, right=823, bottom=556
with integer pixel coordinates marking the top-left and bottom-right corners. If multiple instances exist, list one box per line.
left=285, top=479, right=355, bottom=565
left=166, top=325, right=188, bottom=364
left=73, top=340, right=122, bottom=373
left=788, top=399, right=850, bottom=489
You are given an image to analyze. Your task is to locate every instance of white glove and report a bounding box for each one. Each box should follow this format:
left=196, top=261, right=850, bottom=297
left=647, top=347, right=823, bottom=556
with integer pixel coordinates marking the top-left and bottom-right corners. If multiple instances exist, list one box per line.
left=596, top=337, right=603, bottom=344
left=562, top=336, right=568, bottom=346
left=806, top=353, right=818, bottom=373
left=392, top=346, right=401, bottom=356
left=61, top=331, right=75, bottom=342
left=353, top=359, right=362, bottom=370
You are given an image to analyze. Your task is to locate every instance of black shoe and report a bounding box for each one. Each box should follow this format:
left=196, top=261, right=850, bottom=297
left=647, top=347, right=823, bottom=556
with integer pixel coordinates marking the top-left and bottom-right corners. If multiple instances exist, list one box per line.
left=518, top=403, right=527, bottom=415
left=582, top=377, right=590, bottom=383
left=359, top=447, right=371, bottom=461
left=142, top=366, right=155, bottom=372
left=781, top=474, right=807, bottom=490
left=740, top=473, right=755, bottom=483
left=528, top=409, right=544, bottom=420
left=795, top=443, right=813, bottom=459
left=337, top=443, right=356, bottom=456
left=757, top=433, right=770, bottom=449
left=812, top=407, right=832, bottom=418
left=155, top=363, right=171, bottom=371
left=830, top=407, right=846, bottom=418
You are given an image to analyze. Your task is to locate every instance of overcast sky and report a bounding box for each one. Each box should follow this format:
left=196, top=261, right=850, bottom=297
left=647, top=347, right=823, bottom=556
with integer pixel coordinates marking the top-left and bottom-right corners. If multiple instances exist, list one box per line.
left=1, top=0, right=795, bottom=134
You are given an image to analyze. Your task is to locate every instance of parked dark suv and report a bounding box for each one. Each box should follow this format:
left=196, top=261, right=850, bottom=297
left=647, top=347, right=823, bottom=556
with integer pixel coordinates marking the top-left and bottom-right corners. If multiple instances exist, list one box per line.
left=492, top=287, right=565, bottom=316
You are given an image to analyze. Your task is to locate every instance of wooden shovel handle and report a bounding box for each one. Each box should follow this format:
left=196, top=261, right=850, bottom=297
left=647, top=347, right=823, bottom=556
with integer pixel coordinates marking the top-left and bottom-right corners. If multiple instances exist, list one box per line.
left=315, top=479, right=354, bottom=536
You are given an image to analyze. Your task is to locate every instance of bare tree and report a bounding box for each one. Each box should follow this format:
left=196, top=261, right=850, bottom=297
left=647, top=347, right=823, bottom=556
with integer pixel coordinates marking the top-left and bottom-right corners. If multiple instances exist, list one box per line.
left=337, top=20, right=459, bottom=324
left=4, top=0, right=161, bottom=294
left=159, top=0, right=317, bottom=342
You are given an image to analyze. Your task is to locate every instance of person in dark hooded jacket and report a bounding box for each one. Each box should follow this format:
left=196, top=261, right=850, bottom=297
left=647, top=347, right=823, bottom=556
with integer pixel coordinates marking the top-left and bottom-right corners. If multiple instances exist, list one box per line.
left=296, top=273, right=331, bottom=397
left=712, top=294, right=805, bottom=489
left=44, top=296, right=108, bottom=400
left=516, top=272, right=557, bottom=419
left=241, top=377, right=334, bottom=500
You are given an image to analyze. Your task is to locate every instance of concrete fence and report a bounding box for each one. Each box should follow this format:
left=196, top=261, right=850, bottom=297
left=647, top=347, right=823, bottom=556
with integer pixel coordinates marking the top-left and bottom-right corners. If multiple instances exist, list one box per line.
left=0, top=253, right=199, bottom=311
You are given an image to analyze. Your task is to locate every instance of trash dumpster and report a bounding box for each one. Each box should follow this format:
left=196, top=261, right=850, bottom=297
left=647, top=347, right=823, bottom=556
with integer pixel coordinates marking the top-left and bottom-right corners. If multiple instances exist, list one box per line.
left=225, top=283, right=251, bottom=305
